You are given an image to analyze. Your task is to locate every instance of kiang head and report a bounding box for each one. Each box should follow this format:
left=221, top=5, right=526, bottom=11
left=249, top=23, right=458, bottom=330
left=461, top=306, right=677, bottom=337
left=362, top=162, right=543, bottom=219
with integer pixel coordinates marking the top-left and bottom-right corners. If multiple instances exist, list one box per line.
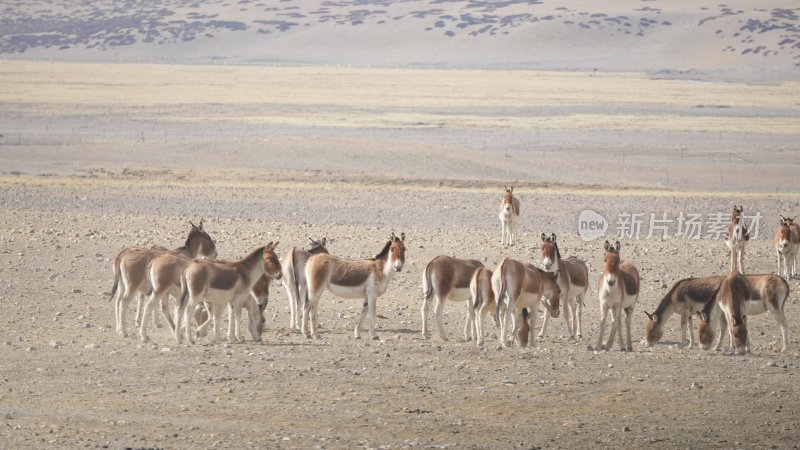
left=308, top=237, right=329, bottom=255
left=187, top=219, right=217, bottom=259
left=261, top=242, right=282, bottom=279
left=389, top=232, right=406, bottom=272
left=643, top=310, right=662, bottom=346
left=540, top=232, right=559, bottom=271
left=602, top=240, right=622, bottom=287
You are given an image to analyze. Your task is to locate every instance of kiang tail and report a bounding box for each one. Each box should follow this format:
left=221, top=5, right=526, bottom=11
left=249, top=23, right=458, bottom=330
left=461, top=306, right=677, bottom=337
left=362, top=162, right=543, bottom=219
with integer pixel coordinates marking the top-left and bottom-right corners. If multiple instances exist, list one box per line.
left=109, top=260, right=120, bottom=302
left=422, top=261, right=434, bottom=304
left=495, top=260, right=508, bottom=319
left=178, top=275, right=190, bottom=309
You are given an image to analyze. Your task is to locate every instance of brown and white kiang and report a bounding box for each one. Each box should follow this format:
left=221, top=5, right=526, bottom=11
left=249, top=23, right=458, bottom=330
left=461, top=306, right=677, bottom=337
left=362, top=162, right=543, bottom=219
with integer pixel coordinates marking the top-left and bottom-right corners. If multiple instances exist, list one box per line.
left=109, top=220, right=217, bottom=338
left=304, top=233, right=406, bottom=340
left=491, top=257, right=560, bottom=347
left=421, top=255, right=485, bottom=341
left=539, top=233, right=588, bottom=340
left=498, top=186, right=520, bottom=247
left=175, top=242, right=282, bottom=344
left=596, top=241, right=640, bottom=352
left=725, top=205, right=750, bottom=274
left=280, top=237, right=329, bottom=331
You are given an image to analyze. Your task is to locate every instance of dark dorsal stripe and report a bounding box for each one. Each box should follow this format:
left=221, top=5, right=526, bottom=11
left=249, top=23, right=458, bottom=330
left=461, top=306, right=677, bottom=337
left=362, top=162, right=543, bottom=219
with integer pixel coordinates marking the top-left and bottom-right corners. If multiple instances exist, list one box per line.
left=453, top=259, right=482, bottom=289
left=209, top=266, right=241, bottom=291
left=209, top=246, right=264, bottom=291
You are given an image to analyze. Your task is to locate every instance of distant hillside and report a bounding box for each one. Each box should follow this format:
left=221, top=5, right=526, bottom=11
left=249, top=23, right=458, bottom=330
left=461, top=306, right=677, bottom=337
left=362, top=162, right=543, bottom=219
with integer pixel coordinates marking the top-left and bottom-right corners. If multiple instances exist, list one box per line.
left=1, top=0, right=798, bottom=80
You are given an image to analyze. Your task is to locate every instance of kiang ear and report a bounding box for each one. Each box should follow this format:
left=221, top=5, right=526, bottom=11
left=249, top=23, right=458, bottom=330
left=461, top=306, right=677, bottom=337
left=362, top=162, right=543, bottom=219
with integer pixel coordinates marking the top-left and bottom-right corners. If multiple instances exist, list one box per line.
left=190, top=221, right=197, bottom=229
left=614, top=241, right=621, bottom=252
left=604, top=241, right=611, bottom=251
left=551, top=233, right=557, bottom=242
left=509, top=186, right=514, bottom=193
left=697, top=311, right=706, bottom=322
left=390, top=232, right=396, bottom=241
left=321, top=237, right=327, bottom=246
left=644, top=311, right=653, bottom=321
left=198, top=219, right=204, bottom=232
left=400, top=232, right=406, bottom=242
left=541, top=233, right=547, bottom=242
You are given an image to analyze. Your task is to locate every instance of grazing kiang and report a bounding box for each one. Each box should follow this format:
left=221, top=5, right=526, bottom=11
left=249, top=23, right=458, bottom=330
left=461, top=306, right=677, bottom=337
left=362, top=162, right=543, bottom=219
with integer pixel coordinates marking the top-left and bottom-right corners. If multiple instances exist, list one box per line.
left=643, top=275, right=722, bottom=348
left=469, top=265, right=499, bottom=346
left=193, top=273, right=272, bottom=343
left=517, top=269, right=561, bottom=348
left=725, top=205, right=750, bottom=274
left=698, top=273, right=789, bottom=353
left=491, top=257, right=560, bottom=347
left=421, top=255, right=485, bottom=341
left=644, top=276, right=723, bottom=348
left=539, top=233, right=588, bottom=340
left=701, top=270, right=751, bottom=355
left=303, top=233, right=406, bottom=340
left=280, top=237, right=329, bottom=331
left=498, top=186, right=520, bottom=246
left=109, top=221, right=217, bottom=338
left=774, top=216, right=799, bottom=279
left=176, top=242, right=282, bottom=344
left=596, top=241, right=640, bottom=352
left=141, top=250, right=266, bottom=342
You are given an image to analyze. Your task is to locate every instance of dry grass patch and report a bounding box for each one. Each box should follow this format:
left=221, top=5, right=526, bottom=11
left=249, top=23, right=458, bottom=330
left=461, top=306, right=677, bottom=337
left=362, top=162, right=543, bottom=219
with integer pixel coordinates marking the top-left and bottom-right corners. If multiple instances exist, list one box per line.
left=1, top=61, right=799, bottom=135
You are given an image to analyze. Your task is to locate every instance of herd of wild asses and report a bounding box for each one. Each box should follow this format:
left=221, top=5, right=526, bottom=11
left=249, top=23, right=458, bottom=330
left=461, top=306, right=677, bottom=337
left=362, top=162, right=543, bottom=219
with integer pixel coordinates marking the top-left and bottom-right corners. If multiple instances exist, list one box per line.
left=109, top=188, right=797, bottom=355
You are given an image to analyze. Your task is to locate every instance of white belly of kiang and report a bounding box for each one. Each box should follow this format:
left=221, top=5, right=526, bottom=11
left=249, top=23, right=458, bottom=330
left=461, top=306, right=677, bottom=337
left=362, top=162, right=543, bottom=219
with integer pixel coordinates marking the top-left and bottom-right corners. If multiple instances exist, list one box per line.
left=513, top=291, right=540, bottom=309
left=328, top=283, right=367, bottom=299
left=201, top=287, right=242, bottom=305
left=744, top=299, right=767, bottom=315
left=447, top=287, right=471, bottom=302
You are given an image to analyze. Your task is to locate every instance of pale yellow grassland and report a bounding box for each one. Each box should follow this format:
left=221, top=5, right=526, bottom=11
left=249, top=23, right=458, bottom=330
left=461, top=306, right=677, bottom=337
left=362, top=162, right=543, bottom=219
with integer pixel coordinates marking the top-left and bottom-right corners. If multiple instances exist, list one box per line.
left=1, top=60, right=799, bottom=134
left=2, top=169, right=797, bottom=200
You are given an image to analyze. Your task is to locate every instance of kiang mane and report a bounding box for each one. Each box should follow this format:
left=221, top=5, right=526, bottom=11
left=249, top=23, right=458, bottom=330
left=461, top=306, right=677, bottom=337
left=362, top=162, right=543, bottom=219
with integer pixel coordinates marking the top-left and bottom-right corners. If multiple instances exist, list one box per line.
left=553, top=240, right=561, bottom=260
left=242, top=246, right=266, bottom=262
left=653, top=279, right=688, bottom=315
left=372, top=240, right=392, bottom=260
left=183, top=226, right=202, bottom=248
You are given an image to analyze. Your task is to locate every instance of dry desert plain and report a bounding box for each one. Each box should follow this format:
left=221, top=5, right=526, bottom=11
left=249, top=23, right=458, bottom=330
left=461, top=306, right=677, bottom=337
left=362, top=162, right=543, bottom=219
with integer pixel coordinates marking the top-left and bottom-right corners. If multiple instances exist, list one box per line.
left=1, top=61, right=800, bottom=449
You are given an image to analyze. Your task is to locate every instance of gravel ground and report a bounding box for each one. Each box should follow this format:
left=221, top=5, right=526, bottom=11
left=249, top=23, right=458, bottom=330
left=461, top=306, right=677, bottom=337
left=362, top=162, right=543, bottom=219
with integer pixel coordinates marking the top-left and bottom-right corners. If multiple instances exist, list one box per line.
left=1, top=161, right=799, bottom=448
